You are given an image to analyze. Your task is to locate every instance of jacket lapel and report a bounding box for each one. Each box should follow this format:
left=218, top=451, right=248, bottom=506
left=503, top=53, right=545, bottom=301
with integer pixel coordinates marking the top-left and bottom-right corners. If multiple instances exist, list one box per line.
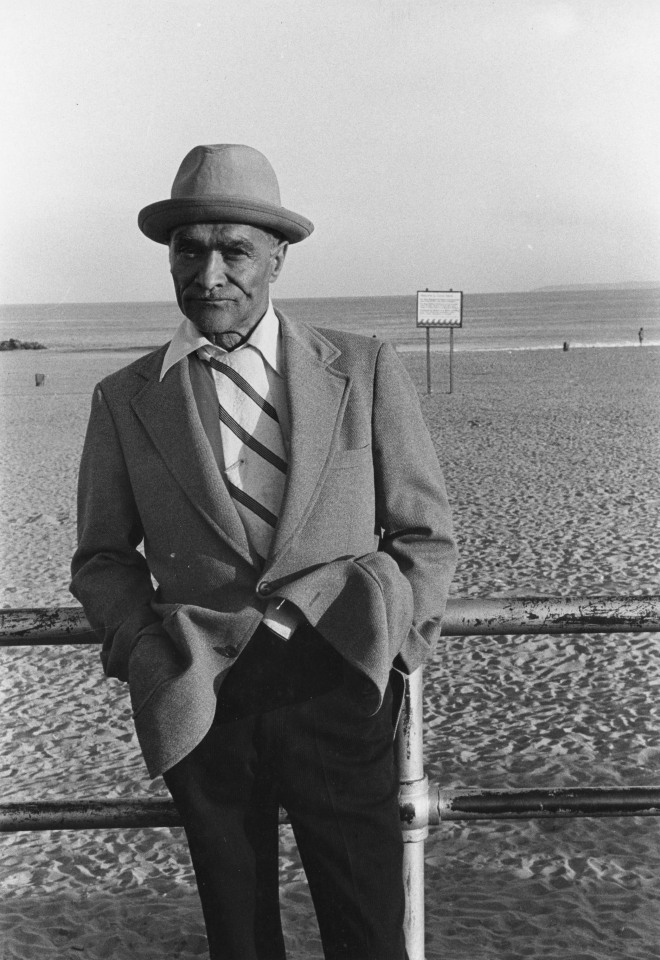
left=269, top=312, right=350, bottom=563
left=130, top=353, right=254, bottom=565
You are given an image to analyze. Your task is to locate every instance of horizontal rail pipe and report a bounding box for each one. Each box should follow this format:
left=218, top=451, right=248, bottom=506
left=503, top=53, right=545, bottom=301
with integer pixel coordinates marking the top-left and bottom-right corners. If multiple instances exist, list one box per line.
left=0, top=607, right=97, bottom=646
left=439, top=595, right=660, bottom=637
left=0, top=801, right=182, bottom=833
left=432, top=785, right=660, bottom=821
left=2, top=596, right=660, bottom=647
left=4, top=786, right=660, bottom=833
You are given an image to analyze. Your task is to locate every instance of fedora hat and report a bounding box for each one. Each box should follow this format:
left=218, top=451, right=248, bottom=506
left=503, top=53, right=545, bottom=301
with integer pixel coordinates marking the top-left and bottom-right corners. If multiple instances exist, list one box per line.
left=138, top=144, right=314, bottom=244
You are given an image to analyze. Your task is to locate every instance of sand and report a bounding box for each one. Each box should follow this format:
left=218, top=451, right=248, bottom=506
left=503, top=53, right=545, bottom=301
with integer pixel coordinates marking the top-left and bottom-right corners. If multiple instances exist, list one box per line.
left=0, top=344, right=659, bottom=958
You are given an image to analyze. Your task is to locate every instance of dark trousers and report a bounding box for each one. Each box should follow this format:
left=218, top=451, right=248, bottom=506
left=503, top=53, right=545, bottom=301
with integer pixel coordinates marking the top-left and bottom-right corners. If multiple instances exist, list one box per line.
left=163, top=623, right=407, bottom=960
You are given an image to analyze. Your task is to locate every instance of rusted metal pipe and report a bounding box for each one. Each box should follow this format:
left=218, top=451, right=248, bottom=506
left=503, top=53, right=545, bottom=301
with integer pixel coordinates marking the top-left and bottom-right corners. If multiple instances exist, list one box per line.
left=0, top=801, right=293, bottom=833
left=440, top=595, right=660, bottom=637
left=0, top=800, right=181, bottom=832
left=431, top=785, right=660, bottom=821
left=0, top=607, right=95, bottom=646
left=2, top=597, right=659, bottom=647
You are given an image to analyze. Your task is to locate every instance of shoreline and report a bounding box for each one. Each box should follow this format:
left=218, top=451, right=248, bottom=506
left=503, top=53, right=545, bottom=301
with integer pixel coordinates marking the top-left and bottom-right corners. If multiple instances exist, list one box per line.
left=5, top=340, right=659, bottom=357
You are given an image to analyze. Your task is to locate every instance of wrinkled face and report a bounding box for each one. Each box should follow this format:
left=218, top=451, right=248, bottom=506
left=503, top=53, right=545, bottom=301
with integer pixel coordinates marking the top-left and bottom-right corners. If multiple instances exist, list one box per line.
left=169, top=222, right=288, bottom=341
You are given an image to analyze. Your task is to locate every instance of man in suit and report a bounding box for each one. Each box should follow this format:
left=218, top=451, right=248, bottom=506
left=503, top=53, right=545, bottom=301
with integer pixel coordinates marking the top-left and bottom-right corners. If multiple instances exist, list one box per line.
left=71, top=144, right=457, bottom=960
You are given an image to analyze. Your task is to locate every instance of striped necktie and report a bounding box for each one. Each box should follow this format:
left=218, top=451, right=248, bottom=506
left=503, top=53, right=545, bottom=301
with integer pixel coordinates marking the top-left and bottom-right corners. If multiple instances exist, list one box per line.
left=198, top=345, right=288, bottom=562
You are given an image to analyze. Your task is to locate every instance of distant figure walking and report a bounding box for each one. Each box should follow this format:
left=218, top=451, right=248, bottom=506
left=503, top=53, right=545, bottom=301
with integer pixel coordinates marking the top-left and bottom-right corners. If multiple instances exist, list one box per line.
left=638, top=327, right=644, bottom=345
left=562, top=341, right=569, bottom=352
left=34, top=373, right=45, bottom=387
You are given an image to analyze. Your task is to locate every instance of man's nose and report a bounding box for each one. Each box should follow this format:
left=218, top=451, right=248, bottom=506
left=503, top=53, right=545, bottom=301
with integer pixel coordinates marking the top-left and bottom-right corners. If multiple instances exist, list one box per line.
left=197, top=251, right=227, bottom=290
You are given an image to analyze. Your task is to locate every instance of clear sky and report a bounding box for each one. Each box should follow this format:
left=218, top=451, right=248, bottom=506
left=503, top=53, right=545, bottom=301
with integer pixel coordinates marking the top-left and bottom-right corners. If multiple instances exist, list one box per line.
left=1, top=0, right=659, bottom=302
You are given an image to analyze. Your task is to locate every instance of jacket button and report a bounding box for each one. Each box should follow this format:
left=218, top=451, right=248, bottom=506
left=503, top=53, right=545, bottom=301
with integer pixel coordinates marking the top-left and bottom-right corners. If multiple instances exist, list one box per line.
left=257, top=581, right=272, bottom=597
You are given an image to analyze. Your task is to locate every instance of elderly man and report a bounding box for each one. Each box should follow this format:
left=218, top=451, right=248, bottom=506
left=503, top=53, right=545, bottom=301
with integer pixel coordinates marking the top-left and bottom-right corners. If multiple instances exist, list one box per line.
left=71, top=144, right=457, bottom=960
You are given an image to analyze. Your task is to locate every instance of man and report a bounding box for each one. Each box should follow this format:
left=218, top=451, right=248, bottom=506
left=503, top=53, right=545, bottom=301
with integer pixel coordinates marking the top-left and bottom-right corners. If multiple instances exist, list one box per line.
left=71, top=144, right=457, bottom=960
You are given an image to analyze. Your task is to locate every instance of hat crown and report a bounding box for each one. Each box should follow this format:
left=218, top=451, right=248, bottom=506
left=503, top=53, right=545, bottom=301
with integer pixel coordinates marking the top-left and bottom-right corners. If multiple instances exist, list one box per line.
left=171, top=144, right=282, bottom=205
left=138, top=143, right=313, bottom=244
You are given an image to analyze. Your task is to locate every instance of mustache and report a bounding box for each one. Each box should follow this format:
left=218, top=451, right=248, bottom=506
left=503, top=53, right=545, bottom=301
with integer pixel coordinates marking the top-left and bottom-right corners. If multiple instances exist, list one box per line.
left=188, top=295, right=234, bottom=302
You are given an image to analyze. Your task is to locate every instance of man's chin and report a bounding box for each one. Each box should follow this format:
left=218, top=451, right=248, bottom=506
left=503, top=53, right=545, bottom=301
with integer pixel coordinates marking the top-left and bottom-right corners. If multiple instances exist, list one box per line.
left=184, top=302, right=237, bottom=335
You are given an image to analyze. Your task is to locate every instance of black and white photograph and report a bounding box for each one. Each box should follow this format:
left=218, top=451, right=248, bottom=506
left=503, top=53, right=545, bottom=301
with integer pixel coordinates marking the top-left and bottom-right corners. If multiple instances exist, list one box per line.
left=1, top=2, right=659, bottom=958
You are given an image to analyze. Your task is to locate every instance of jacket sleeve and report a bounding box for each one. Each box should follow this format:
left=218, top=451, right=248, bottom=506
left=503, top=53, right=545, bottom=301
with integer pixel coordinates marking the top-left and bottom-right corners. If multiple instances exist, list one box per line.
left=70, top=384, right=160, bottom=682
left=371, top=341, right=458, bottom=673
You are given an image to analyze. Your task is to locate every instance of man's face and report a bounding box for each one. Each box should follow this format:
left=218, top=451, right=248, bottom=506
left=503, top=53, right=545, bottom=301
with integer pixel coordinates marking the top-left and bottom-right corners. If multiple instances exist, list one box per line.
left=169, top=222, right=288, bottom=341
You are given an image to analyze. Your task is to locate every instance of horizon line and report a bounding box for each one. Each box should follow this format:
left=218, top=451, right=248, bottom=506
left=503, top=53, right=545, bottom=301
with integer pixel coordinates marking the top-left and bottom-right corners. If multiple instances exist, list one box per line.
left=2, top=281, right=660, bottom=309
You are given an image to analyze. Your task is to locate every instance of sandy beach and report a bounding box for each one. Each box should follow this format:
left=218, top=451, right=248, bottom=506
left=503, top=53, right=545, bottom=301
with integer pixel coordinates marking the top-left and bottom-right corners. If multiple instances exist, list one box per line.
left=1, top=343, right=659, bottom=958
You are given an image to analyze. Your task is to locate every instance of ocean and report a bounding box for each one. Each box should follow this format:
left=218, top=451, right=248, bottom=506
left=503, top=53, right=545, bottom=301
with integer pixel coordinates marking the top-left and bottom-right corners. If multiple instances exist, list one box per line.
left=1, top=287, right=659, bottom=356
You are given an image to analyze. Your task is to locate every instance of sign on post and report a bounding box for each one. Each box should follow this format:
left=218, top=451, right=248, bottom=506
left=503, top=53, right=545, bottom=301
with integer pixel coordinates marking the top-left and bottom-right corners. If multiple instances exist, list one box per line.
left=416, top=289, right=463, bottom=394
left=416, top=290, right=463, bottom=329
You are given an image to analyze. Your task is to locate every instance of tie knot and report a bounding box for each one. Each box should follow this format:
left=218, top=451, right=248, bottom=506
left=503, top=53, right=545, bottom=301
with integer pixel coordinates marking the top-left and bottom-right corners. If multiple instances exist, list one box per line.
left=199, top=344, right=259, bottom=370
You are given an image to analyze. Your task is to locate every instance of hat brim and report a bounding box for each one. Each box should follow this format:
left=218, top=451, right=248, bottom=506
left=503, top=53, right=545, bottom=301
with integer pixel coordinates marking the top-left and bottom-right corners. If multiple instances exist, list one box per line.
left=138, top=196, right=314, bottom=244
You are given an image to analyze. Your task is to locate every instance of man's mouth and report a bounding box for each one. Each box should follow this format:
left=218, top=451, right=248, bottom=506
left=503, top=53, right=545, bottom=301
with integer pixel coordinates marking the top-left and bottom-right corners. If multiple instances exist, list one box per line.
left=192, top=297, right=233, bottom=303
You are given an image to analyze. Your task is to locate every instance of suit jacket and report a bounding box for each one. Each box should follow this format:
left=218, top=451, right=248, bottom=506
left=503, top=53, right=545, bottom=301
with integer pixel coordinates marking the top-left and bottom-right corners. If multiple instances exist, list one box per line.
left=71, top=311, right=458, bottom=777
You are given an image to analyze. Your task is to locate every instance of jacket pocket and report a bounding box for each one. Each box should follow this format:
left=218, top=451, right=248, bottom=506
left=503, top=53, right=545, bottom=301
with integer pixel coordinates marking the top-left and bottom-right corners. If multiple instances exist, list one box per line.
left=128, top=621, right=185, bottom=718
left=329, top=444, right=371, bottom=469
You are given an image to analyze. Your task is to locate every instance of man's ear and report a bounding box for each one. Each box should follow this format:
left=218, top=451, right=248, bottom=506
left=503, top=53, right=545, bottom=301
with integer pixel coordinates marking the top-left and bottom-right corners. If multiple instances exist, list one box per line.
left=269, top=241, right=289, bottom=283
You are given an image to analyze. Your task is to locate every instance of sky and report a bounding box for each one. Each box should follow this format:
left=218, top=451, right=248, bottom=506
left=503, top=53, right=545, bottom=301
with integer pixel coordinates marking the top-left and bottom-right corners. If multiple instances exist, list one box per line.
left=1, top=0, right=659, bottom=303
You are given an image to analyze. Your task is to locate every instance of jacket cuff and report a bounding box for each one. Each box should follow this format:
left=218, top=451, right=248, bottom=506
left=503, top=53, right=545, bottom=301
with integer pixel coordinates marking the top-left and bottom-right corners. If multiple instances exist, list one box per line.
left=262, top=598, right=305, bottom=639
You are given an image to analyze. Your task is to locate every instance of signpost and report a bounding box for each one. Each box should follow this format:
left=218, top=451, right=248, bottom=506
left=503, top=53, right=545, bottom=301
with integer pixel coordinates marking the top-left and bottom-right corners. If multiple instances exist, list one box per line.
left=416, top=289, right=463, bottom=394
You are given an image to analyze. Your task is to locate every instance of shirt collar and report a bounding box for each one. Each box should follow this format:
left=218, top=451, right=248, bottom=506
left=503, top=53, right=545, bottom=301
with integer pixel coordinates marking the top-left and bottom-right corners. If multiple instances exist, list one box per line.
left=160, top=300, right=282, bottom=381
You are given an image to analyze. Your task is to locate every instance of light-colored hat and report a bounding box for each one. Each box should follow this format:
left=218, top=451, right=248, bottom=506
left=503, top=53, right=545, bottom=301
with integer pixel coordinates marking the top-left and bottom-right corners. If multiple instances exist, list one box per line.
left=138, top=144, right=314, bottom=244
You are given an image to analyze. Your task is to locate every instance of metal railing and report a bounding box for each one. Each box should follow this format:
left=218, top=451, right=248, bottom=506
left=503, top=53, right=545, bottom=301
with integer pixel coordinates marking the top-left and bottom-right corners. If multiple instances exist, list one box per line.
left=2, top=595, right=660, bottom=960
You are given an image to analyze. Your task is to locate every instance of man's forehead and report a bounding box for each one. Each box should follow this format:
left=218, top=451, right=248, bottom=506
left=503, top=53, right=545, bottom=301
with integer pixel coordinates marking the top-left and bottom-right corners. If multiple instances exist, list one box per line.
left=170, top=222, right=266, bottom=244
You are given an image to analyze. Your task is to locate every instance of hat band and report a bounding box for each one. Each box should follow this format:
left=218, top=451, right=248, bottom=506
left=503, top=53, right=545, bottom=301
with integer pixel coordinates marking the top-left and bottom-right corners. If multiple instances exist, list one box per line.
left=138, top=196, right=314, bottom=245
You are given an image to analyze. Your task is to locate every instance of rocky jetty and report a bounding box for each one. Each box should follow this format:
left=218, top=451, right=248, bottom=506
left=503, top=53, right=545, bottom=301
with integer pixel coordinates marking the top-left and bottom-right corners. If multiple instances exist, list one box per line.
left=0, top=338, right=46, bottom=351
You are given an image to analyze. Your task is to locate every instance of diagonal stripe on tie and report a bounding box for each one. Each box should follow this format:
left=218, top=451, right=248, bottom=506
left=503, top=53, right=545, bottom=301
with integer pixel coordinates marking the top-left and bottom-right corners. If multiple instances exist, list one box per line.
left=225, top=479, right=278, bottom=528
left=205, top=356, right=280, bottom=422
left=197, top=344, right=287, bottom=559
left=217, top=405, right=288, bottom=474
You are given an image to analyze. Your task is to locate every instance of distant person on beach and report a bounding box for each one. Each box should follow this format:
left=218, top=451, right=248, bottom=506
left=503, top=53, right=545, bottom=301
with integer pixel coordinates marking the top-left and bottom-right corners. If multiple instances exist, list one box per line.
left=639, top=326, right=644, bottom=345
left=71, top=144, right=457, bottom=960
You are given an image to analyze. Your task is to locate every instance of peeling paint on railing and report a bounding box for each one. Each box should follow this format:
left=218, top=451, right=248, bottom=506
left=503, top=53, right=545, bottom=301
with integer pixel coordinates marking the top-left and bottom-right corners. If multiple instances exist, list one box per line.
left=439, top=595, right=660, bottom=637
left=431, top=785, right=660, bottom=821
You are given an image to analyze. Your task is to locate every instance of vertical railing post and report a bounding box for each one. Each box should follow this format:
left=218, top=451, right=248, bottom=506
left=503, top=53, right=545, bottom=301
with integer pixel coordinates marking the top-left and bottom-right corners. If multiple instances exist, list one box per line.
left=396, top=667, right=428, bottom=960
